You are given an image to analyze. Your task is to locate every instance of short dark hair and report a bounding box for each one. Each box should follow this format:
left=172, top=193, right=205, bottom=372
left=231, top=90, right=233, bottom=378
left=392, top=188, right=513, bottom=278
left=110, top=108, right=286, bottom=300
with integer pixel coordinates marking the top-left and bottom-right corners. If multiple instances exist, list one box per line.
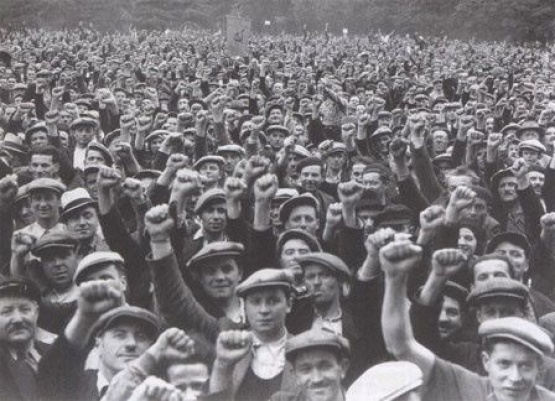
left=470, top=254, right=515, bottom=280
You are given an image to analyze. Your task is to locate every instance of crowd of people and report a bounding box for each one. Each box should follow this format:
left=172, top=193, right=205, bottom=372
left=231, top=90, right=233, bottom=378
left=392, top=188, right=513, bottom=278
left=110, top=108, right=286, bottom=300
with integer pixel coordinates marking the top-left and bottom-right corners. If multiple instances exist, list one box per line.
left=2, top=23, right=555, bottom=401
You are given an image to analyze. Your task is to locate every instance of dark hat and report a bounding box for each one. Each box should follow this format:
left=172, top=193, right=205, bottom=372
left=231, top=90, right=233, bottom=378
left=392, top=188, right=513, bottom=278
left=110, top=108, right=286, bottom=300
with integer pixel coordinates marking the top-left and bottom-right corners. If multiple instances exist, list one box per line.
left=92, top=305, right=161, bottom=339
left=60, top=188, right=96, bottom=220
left=466, top=277, right=529, bottom=306
left=295, top=156, right=324, bottom=174
left=433, top=153, right=453, bottom=168
left=290, top=145, right=311, bottom=159
left=194, top=188, right=226, bottom=214
left=25, top=123, right=48, bottom=143
left=276, top=229, right=322, bottom=256
left=479, top=317, right=553, bottom=356
left=187, top=241, right=244, bottom=269
left=370, top=127, right=393, bottom=140
left=373, top=204, right=414, bottom=227
left=103, top=129, right=121, bottom=148
left=31, top=232, right=79, bottom=257
left=518, top=139, right=546, bottom=154
left=27, top=178, right=66, bottom=195
left=279, top=193, right=320, bottom=224
left=193, top=155, right=225, bottom=170
left=70, top=116, right=99, bottom=130
left=443, top=281, right=469, bottom=306
left=74, top=99, right=93, bottom=110
left=217, top=144, right=245, bottom=156
left=296, top=252, right=351, bottom=280
left=74, top=251, right=125, bottom=285
left=501, top=123, right=521, bottom=136
left=145, top=130, right=169, bottom=143
left=485, top=232, right=530, bottom=257
left=490, top=168, right=515, bottom=191
left=266, top=125, right=290, bottom=136
left=87, top=142, right=113, bottom=166
left=1, top=138, right=27, bottom=156
left=273, top=188, right=300, bottom=202
left=265, top=103, right=285, bottom=117
left=236, top=268, right=293, bottom=298
left=516, top=120, right=545, bottom=140
left=0, top=278, right=41, bottom=304
left=285, top=329, right=350, bottom=362
left=189, top=99, right=208, bottom=110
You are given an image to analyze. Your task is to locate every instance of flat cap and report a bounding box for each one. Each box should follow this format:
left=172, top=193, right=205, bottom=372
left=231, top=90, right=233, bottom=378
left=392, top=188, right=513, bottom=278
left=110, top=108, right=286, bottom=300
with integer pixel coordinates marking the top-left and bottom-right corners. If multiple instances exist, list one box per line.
left=285, top=329, right=350, bottom=362
left=133, top=169, right=161, bottom=180
left=296, top=252, right=351, bottom=280
left=194, top=188, right=226, bottom=214
left=87, top=142, right=113, bottom=166
left=276, top=229, right=322, bottom=256
left=370, top=127, right=393, bottom=140
left=74, top=251, right=125, bottom=285
left=32, top=232, right=78, bottom=257
left=290, top=145, right=311, bottom=159
left=187, top=241, right=244, bottom=268
left=193, top=155, right=225, bottom=170
left=266, top=125, right=290, bottom=136
left=103, top=129, right=121, bottom=148
left=444, top=281, right=469, bottom=306
left=346, top=361, right=423, bottom=401
left=71, top=116, right=99, bottom=130
left=501, top=123, right=521, bottom=136
left=27, top=178, right=66, bottom=195
left=60, top=187, right=96, bottom=219
left=295, top=156, right=324, bottom=174
left=491, top=168, right=515, bottom=191
left=479, top=317, right=553, bottom=356
left=519, top=139, right=546, bottom=153
left=217, top=144, right=245, bottom=156
left=517, top=120, right=545, bottom=139
left=466, top=277, right=529, bottom=306
left=486, top=232, right=530, bottom=257
left=92, top=305, right=161, bottom=338
left=273, top=188, right=299, bottom=202
left=279, top=193, right=320, bottom=224
left=373, top=204, right=414, bottom=227
left=25, top=123, right=48, bottom=141
left=236, top=268, right=293, bottom=297
left=0, top=277, right=42, bottom=304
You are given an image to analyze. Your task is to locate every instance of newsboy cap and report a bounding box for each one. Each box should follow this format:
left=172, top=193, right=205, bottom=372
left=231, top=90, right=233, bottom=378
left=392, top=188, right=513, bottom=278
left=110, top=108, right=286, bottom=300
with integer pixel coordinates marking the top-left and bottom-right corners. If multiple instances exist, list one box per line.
left=235, top=268, right=293, bottom=298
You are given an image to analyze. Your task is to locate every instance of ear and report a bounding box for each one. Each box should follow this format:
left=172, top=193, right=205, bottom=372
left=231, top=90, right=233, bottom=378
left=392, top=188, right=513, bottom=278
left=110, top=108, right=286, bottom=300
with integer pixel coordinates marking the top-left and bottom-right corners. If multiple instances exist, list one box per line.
left=341, top=281, right=351, bottom=298
left=52, top=162, right=60, bottom=174
left=340, top=358, right=350, bottom=379
left=481, top=351, right=490, bottom=374
left=119, top=275, right=128, bottom=292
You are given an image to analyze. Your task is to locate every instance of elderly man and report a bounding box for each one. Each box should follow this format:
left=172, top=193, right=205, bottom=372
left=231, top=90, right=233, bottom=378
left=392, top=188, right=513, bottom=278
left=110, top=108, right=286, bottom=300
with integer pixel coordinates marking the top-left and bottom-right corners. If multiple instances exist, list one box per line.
left=381, top=239, right=555, bottom=401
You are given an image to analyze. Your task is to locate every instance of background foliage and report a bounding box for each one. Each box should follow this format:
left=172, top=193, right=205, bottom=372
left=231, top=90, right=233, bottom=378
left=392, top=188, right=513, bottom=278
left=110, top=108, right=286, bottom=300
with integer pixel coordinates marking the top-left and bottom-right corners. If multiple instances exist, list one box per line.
left=1, top=0, right=554, bottom=42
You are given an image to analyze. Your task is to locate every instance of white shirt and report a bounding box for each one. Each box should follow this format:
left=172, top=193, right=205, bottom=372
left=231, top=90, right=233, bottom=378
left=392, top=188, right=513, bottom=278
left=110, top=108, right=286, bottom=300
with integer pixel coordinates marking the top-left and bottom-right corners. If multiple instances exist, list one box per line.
left=251, top=332, right=287, bottom=379
left=73, top=146, right=88, bottom=171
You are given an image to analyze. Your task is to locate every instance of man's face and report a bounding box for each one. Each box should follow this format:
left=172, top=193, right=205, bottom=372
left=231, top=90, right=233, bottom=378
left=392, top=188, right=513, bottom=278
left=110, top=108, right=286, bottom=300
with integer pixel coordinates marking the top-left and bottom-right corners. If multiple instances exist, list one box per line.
left=326, top=153, right=344, bottom=171
left=299, top=165, right=323, bottom=192
left=432, top=131, right=449, bottom=153
left=350, top=163, right=366, bottom=184
left=73, top=125, right=96, bottom=147
left=460, top=197, right=488, bottom=226
left=198, top=162, right=222, bottom=185
left=30, top=189, right=59, bottom=220
left=287, top=154, right=302, bottom=178
left=286, top=205, right=319, bottom=236
left=483, top=342, right=540, bottom=401
left=494, top=242, right=528, bottom=282
left=438, top=295, right=462, bottom=340
left=521, top=150, right=539, bottom=166
left=0, top=297, right=38, bottom=347
left=375, top=134, right=392, bottom=154
left=167, top=363, right=209, bottom=401
left=473, top=260, right=511, bottom=284
left=293, top=349, right=346, bottom=401
left=545, top=128, right=555, bottom=151
left=65, top=206, right=99, bottom=242
left=528, top=171, right=545, bottom=196
left=520, top=130, right=541, bottom=142
left=268, top=108, right=284, bottom=125
left=96, top=322, right=154, bottom=378
left=30, top=154, right=59, bottom=179
left=268, top=130, right=287, bottom=150
left=244, top=288, right=290, bottom=337
left=362, top=172, right=386, bottom=199
left=197, top=258, right=242, bottom=300
left=40, top=248, right=77, bottom=290
left=220, top=152, right=241, bottom=174
left=85, top=149, right=107, bottom=166
left=476, top=298, right=525, bottom=323
left=498, top=177, right=518, bottom=202
left=303, top=264, right=341, bottom=309
left=199, top=201, right=227, bottom=234
left=30, top=131, right=49, bottom=149
left=84, top=172, right=99, bottom=200
left=458, top=227, right=478, bottom=258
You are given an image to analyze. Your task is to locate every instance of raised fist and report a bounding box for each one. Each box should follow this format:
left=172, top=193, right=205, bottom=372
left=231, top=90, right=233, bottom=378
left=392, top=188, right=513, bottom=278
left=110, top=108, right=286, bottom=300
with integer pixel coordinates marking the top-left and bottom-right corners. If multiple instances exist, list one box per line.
left=389, top=137, right=410, bottom=159
left=11, top=232, right=37, bottom=258
left=121, top=178, right=144, bottom=201
left=127, top=377, right=181, bottom=401
left=145, top=204, right=175, bottom=243
left=419, top=205, right=446, bottom=233
left=0, top=174, right=18, bottom=204
left=254, top=173, right=278, bottom=202
left=77, top=280, right=124, bottom=317
left=224, top=177, right=247, bottom=202
left=379, top=240, right=423, bottom=277
left=358, top=113, right=370, bottom=128
left=365, top=227, right=396, bottom=256
left=172, top=168, right=202, bottom=198
left=487, top=133, right=503, bottom=149
left=338, top=181, right=364, bottom=207
left=97, top=166, right=123, bottom=191
left=215, top=330, right=253, bottom=368
left=45, top=110, right=60, bottom=126
left=448, top=186, right=476, bottom=212
left=120, top=113, right=136, bottom=131
left=245, top=155, right=270, bottom=182
left=326, top=202, right=343, bottom=228
left=511, top=158, right=528, bottom=178
left=148, top=328, right=196, bottom=364
left=165, top=153, right=189, bottom=173
left=431, top=248, right=466, bottom=278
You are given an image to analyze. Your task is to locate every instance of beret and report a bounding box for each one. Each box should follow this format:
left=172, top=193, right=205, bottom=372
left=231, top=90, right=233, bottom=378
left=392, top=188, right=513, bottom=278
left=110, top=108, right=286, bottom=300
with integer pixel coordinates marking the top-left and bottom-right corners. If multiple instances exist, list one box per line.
left=373, top=204, right=414, bottom=227
left=32, top=232, right=78, bottom=257
left=194, top=188, right=226, bottom=214
left=74, top=251, right=125, bottom=285
left=25, top=123, right=48, bottom=142
left=466, top=277, right=529, bottom=306
left=70, top=116, right=99, bottom=130
left=279, top=193, right=320, bottom=224
left=479, top=316, right=553, bottom=356
left=370, top=127, right=393, bottom=140
left=285, top=329, right=350, bottom=362
left=0, top=278, right=42, bottom=304
left=187, top=241, right=244, bottom=269
left=27, top=178, right=66, bottom=195
left=217, top=144, right=245, bottom=156
left=485, top=232, right=530, bottom=257
left=266, top=125, right=290, bottom=136
left=276, top=229, right=322, bottom=257
left=346, top=361, right=423, bottom=401
left=60, top=187, right=96, bottom=219
left=295, top=156, right=324, bottom=174
left=193, top=155, right=225, bottom=170
left=296, top=252, right=351, bottom=280
left=519, top=139, right=546, bottom=153
left=92, top=305, right=161, bottom=339
left=87, top=142, right=113, bottom=166
left=491, top=168, right=515, bottom=191
left=236, top=268, right=293, bottom=297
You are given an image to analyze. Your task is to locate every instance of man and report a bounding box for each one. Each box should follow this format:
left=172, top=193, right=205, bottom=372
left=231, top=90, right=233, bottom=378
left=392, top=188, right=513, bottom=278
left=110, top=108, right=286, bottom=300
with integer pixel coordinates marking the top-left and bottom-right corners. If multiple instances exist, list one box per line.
left=29, top=146, right=62, bottom=180
left=71, top=116, right=99, bottom=171
left=380, top=239, right=555, bottom=401
left=269, top=329, right=351, bottom=401
left=295, top=157, right=336, bottom=218
left=217, top=144, right=244, bottom=176
left=361, top=164, right=391, bottom=207
left=279, top=193, right=321, bottom=237
left=193, top=156, right=225, bottom=190
left=60, top=187, right=108, bottom=259
left=0, top=278, right=49, bottom=401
